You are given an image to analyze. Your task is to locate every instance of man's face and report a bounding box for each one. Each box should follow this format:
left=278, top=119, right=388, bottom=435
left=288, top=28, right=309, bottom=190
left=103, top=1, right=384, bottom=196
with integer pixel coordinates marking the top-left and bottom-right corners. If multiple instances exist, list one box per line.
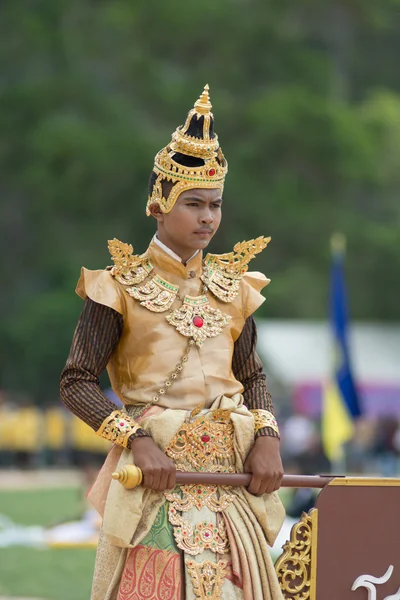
left=154, top=187, right=223, bottom=259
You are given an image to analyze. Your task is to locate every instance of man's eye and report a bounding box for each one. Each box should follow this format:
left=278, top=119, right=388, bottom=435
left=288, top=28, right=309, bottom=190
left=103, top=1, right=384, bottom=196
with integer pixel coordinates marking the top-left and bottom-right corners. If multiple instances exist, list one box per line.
left=188, top=202, right=199, bottom=207
left=212, top=203, right=221, bottom=208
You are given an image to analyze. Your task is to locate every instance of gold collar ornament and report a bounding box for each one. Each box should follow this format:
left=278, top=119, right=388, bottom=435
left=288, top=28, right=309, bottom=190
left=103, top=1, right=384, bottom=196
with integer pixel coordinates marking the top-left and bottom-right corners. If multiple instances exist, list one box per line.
left=146, top=84, right=228, bottom=216
left=128, top=274, right=179, bottom=313
left=108, top=235, right=270, bottom=307
left=108, top=239, right=152, bottom=285
left=107, top=236, right=272, bottom=345
left=202, top=236, right=271, bottom=302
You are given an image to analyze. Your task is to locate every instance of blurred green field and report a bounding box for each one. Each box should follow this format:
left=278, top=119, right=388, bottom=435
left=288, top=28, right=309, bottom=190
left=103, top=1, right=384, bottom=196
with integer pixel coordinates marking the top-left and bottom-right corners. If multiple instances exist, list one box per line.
left=0, top=485, right=294, bottom=599
left=0, top=487, right=95, bottom=600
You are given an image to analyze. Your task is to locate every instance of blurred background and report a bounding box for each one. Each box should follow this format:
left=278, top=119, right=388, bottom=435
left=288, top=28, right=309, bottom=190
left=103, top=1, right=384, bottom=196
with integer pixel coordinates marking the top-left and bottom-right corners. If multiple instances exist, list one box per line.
left=1, top=1, right=400, bottom=599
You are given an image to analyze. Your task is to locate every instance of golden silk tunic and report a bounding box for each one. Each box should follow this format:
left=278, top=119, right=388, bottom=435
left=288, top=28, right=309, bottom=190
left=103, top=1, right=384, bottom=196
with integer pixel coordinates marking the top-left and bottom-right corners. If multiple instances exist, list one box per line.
left=77, top=238, right=285, bottom=600
left=76, top=239, right=269, bottom=413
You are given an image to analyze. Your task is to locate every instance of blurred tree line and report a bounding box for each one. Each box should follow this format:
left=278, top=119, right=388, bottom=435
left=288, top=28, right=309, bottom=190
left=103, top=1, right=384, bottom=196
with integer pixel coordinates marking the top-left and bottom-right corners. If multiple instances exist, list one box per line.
left=1, top=0, right=400, bottom=402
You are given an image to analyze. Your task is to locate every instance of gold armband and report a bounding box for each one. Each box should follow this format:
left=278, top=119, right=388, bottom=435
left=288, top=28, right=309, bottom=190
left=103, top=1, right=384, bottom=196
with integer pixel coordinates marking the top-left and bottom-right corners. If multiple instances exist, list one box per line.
left=250, top=410, right=280, bottom=436
left=96, top=410, right=141, bottom=448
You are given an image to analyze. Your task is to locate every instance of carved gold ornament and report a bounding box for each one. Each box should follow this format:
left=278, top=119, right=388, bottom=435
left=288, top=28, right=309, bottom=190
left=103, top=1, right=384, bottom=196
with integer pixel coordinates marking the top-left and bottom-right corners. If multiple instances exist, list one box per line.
left=166, top=295, right=231, bottom=347
left=148, top=154, right=225, bottom=216
left=275, top=510, right=317, bottom=600
left=108, top=239, right=152, bottom=285
left=166, top=413, right=235, bottom=472
left=168, top=507, right=229, bottom=556
left=146, top=85, right=227, bottom=216
left=250, top=409, right=280, bottom=436
left=127, top=274, right=179, bottom=312
left=201, top=236, right=271, bottom=302
left=185, top=559, right=229, bottom=600
left=96, top=410, right=141, bottom=448
left=163, top=406, right=235, bottom=597
left=165, top=484, right=235, bottom=513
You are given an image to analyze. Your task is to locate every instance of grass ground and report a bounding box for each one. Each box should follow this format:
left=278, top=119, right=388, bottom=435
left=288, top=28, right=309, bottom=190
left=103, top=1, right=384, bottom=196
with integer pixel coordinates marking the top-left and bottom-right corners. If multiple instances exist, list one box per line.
left=0, top=487, right=95, bottom=600
left=0, top=483, right=294, bottom=599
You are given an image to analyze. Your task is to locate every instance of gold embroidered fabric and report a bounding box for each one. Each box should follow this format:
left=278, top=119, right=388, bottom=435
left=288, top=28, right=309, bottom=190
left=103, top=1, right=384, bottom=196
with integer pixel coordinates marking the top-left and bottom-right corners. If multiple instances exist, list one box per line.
left=88, top=399, right=286, bottom=599
left=250, top=409, right=280, bottom=436
left=166, top=296, right=231, bottom=347
left=96, top=410, right=140, bottom=448
left=202, top=236, right=271, bottom=302
left=165, top=484, right=235, bottom=513
left=168, top=507, right=229, bottom=556
left=164, top=410, right=237, bottom=595
left=166, top=412, right=235, bottom=472
left=185, top=559, right=229, bottom=600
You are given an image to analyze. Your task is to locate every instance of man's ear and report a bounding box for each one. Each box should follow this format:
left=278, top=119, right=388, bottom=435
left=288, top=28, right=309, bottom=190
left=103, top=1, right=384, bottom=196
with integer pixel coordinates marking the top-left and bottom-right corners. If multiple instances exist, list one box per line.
left=148, top=202, right=165, bottom=222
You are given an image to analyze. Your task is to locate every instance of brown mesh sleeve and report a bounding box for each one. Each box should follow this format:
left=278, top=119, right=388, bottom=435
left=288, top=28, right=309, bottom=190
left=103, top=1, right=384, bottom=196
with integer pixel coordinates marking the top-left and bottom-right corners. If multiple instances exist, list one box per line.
left=60, top=298, right=149, bottom=448
left=232, top=316, right=279, bottom=438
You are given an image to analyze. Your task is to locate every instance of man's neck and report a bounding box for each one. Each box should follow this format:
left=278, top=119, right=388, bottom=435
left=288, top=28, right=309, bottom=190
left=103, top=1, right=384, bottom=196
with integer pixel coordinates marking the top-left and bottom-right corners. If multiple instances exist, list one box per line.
left=153, top=234, right=199, bottom=265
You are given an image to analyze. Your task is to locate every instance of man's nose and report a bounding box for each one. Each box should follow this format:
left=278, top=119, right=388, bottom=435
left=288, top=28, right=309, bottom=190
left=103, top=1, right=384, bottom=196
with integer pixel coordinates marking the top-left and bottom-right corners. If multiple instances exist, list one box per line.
left=200, top=209, right=213, bottom=223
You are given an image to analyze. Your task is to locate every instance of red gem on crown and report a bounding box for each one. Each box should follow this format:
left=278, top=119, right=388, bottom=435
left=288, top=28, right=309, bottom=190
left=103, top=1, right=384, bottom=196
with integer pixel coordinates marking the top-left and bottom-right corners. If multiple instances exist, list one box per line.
left=193, top=316, right=204, bottom=328
left=208, top=168, right=216, bottom=177
left=201, top=435, right=210, bottom=443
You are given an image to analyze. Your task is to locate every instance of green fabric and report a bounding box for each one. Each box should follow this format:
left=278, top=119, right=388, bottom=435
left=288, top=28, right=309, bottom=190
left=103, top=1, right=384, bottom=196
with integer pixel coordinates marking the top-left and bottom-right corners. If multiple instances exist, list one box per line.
left=140, top=502, right=179, bottom=553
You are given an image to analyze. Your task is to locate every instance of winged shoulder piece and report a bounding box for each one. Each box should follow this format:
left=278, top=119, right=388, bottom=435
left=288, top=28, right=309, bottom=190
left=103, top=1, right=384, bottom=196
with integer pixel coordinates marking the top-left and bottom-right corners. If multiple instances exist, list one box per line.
left=108, top=238, right=153, bottom=286
left=201, top=236, right=271, bottom=303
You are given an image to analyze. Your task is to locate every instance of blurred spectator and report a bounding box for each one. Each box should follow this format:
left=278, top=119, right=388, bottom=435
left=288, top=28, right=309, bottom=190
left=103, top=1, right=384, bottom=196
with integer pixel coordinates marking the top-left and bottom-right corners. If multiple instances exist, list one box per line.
left=43, top=404, right=69, bottom=466
left=281, top=413, right=317, bottom=458
left=1, top=396, right=400, bottom=478
left=70, top=414, right=110, bottom=469
left=0, top=394, right=15, bottom=467
left=286, top=487, right=316, bottom=519
left=281, top=412, right=330, bottom=475
left=0, top=395, right=41, bottom=468
left=373, top=417, right=399, bottom=477
left=0, top=398, right=110, bottom=470
left=346, top=417, right=376, bottom=474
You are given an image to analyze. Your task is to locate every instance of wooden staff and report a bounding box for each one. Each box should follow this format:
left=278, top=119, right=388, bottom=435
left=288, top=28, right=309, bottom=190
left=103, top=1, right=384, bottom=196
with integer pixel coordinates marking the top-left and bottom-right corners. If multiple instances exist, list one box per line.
left=112, top=465, right=333, bottom=490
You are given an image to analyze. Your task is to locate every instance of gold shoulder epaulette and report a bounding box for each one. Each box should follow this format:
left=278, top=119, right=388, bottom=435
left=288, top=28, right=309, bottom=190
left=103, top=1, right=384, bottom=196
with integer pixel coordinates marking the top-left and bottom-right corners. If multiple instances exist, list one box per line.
left=107, top=238, right=153, bottom=286
left=201, top=236, right=270, bottom=303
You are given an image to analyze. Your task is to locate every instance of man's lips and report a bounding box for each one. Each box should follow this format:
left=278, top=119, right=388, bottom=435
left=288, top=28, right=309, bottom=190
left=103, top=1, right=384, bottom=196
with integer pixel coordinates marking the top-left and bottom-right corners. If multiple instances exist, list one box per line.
left=194, top=230, right=213, bottom=235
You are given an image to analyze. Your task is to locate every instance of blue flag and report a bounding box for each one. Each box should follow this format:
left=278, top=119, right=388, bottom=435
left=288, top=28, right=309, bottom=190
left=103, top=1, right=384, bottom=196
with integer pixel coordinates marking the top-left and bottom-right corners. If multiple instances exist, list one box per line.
left=322, top=234, right=361, bottom=462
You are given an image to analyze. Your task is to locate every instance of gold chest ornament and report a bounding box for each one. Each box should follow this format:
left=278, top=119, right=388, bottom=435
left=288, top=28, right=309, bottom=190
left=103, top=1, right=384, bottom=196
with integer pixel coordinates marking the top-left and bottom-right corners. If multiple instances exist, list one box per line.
left=108, top=236, right=269, bottom=347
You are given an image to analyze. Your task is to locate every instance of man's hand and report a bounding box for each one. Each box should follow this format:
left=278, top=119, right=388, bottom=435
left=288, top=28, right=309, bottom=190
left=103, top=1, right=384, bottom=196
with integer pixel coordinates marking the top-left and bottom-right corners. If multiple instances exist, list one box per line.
left=243, top=436, right=284, bottom=496
left=131, top=437, right=176, bottom=492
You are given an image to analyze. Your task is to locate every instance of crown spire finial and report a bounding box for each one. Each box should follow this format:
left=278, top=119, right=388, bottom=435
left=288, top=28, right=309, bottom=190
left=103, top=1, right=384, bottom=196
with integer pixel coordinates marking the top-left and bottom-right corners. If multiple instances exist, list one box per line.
left=194, top=84, right=212, bottom=115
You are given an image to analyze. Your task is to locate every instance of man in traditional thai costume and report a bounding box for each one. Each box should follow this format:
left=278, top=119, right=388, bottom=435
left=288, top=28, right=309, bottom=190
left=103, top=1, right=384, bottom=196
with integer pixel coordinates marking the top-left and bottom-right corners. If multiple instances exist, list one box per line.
left=60, top=85, right=285, bottom=600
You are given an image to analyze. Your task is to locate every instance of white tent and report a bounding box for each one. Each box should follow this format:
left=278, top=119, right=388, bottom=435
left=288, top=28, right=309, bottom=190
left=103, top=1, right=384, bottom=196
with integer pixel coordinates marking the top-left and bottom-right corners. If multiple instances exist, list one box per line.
left=257, top=320, right=400, bottom=386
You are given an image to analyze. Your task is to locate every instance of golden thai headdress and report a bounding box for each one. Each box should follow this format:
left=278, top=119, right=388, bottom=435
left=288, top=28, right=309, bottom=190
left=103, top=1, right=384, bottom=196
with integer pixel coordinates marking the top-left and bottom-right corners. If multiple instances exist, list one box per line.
left=146, top=84, right=228, bottom=215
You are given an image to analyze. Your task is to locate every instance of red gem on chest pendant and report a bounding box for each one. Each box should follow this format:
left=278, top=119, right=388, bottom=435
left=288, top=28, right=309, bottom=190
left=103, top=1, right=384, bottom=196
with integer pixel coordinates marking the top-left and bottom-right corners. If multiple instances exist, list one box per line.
left=193, top=316, right=204, bottom=328
left=201, top=435, right=210, bottom=443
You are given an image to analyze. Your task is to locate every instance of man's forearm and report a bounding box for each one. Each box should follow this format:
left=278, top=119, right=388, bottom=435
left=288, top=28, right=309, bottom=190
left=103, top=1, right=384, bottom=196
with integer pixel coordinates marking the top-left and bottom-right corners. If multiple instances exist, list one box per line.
left=232, top=315, right=279, bottom=439
left=60, top=298, right=149, bottom=448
